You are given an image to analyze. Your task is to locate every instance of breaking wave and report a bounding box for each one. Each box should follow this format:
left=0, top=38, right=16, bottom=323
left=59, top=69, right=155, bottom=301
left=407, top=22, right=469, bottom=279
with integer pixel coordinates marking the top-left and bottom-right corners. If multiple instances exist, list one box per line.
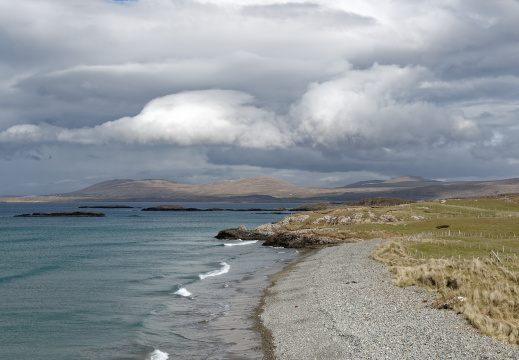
left=174, top=287, right=192, bottom=297
left=149, top=349, right=169, bottom=360
left=223, top=240, right=258, bottom=246
left=199, top=262, right=230, bottom=280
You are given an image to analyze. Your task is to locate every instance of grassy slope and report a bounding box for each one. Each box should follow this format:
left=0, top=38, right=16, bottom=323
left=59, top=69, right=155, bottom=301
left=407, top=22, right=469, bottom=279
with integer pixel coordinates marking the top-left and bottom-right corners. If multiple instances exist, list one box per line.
left=275, top=194, right=519, bottom=344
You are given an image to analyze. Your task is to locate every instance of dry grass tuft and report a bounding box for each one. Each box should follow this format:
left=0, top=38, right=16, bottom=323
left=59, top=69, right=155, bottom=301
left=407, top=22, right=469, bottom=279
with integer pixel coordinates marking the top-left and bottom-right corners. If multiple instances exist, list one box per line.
left=371, top=239, right=519, bottom=344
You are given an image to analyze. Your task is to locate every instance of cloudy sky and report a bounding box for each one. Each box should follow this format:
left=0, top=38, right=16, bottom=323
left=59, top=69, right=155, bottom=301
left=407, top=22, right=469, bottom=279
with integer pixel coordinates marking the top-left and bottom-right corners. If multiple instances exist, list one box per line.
left=1, top=0, right=519, bottom=195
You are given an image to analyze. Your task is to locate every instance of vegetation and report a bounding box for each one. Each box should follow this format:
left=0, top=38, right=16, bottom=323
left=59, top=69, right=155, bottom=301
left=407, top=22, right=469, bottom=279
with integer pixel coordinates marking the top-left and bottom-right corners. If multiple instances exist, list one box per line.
left=274, top=194, right=519, bottom=344
left=345, top=197, right=414, bottom=207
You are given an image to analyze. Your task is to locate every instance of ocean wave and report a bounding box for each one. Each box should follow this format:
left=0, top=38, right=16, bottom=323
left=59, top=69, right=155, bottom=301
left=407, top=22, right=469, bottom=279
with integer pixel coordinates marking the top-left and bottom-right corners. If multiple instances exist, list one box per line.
left=174, top=287, right=192, bottom=297
left=149, top=349, right=169, bottom=360
left=0, top=265, right=60, bottom=284
left=223, top=240, right=258, bottom=247
left=199, top=262, right=230, bottom=280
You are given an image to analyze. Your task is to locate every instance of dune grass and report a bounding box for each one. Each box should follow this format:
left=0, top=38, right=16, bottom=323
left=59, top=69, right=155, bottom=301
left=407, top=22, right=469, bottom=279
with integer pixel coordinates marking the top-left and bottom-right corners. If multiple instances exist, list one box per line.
left=371, top=239, right=519, bottom=343
left=370, top=197, right=519, bottom=344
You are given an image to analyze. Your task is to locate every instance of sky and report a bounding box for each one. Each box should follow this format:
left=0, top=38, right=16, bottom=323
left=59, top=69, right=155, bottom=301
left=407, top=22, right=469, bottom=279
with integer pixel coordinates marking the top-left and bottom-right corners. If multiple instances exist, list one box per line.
left=1, top=0, right=519, bottom=195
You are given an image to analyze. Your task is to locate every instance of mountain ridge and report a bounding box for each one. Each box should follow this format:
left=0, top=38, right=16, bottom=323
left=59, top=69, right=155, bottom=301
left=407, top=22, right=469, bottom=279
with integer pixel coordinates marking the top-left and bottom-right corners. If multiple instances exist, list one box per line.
left=382, top=175, right=439, bottom=184
left=3, top=176, right=519, bottom=203
left=341, top=175, right=441, bottom=189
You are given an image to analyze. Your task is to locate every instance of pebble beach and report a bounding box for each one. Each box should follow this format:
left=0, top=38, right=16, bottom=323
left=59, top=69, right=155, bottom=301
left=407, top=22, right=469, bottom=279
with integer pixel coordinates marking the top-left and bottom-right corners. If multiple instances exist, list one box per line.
left=260, top=239, right=519, bottom=359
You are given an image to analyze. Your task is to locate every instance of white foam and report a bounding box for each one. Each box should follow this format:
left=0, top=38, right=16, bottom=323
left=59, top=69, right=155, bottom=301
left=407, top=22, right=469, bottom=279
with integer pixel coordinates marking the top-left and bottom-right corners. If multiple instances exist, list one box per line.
left=224, top=240, right=258, bottom=246
left=199, top=262, right=230, bottom=279
left=174, top=287, right=192, bottom=297
left=149, top=349, right=169, bottom=360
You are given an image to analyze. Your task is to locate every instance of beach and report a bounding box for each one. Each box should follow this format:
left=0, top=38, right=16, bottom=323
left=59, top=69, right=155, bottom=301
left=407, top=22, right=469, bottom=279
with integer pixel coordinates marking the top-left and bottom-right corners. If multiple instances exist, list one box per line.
left=259, top=239, right=519, bottom=359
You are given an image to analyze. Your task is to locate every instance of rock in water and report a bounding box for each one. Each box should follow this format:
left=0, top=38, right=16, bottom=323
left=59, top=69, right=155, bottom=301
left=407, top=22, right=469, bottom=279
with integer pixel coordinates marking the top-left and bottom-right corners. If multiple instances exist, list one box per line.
left=215, top=226, right=271, bottom=240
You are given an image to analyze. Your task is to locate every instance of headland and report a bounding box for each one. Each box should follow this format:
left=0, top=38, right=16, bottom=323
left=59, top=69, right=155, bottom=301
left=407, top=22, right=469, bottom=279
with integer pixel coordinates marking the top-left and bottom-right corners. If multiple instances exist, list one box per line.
left=215, top=194, right=519, bottom=358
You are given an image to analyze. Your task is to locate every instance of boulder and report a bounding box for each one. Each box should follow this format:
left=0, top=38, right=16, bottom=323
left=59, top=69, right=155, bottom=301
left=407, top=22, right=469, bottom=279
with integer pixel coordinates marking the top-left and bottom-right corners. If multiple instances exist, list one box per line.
left=215, top=225, right=271, bottom=240
left=263, top=231, right=338, bottom=248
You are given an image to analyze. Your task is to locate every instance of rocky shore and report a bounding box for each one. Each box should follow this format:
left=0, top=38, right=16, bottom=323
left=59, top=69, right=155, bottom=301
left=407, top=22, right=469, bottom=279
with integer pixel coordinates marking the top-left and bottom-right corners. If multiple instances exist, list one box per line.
left=215, top=207, right=415, bottom=248
left=215, top=214, right=344, bottom=248
left=259, top=239, right=519, bottom=359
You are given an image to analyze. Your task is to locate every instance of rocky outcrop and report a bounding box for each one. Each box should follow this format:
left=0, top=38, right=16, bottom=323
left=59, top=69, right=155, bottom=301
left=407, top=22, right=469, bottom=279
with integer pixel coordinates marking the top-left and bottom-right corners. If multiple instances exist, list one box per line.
left=216, top=210, right=351, bottom=247
left=311, top=211, right=401, bottom=226
left=263, top=231, right=338, bottom=248
left=216, top=210, right=373, bottom=248
left=215, top=225, right=272, bottom=240
left=216, top=214, right=312, bottom=241
left=215, top=223, right=344, bottom=248
left=279, top=214, right=310, bottom=225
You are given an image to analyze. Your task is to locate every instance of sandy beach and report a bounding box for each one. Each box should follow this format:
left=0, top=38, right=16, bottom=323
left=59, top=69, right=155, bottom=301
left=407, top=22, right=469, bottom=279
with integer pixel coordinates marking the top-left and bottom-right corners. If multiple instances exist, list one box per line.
left=259, top=239, right=519, bottom=360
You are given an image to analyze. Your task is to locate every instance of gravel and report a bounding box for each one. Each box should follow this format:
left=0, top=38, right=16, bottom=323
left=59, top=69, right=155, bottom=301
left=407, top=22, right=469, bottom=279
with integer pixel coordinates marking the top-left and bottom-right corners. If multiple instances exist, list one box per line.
left=260, top=239, right=519, bottom=359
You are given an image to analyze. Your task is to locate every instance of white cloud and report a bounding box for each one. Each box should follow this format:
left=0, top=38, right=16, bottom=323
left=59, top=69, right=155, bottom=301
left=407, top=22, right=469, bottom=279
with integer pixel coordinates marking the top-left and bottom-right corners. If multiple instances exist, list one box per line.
left=290, top=65, right=489, bottom=150
left=1, top=90, right=289, bottom=148
left=0, top=64, right=490, bottom=153
left=77, top=90, right=287, bottom=148
left=0, top=123, right=61, bottom=142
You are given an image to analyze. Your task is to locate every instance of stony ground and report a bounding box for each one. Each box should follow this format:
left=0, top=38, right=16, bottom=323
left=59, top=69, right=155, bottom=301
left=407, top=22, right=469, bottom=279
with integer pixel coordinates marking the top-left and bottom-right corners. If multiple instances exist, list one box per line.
left=261, top=239, right=519, bottom=360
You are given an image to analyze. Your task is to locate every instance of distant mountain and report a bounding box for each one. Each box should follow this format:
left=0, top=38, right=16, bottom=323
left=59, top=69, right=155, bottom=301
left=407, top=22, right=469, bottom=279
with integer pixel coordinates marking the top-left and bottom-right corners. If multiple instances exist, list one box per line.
left=58, top=176, right=349, bottom=201
left=3, top=176, right=519, bottom=203
left=382, top=175, right=438, bottom=184
left=343, top=175, right=441, bottom=189
left=388, top=178, right=519, bottom=200
left=329, top=178, right=519, bottom=202
left=341, top=180, right=385, bottom=188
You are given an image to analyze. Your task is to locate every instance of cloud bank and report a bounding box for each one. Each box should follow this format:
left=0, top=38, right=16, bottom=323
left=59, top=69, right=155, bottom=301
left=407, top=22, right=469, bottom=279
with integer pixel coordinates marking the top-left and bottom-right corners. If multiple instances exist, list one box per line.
left=0, top=64, right=489, bottom=151
left=0, top=0, right=518, bottom=194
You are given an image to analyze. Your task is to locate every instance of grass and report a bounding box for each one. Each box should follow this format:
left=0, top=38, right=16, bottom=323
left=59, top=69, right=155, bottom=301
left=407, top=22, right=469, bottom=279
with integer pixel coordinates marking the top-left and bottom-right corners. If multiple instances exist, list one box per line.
left=274, top=195, right=519, bottom=344
left=371, top=240, right=519, bottom=343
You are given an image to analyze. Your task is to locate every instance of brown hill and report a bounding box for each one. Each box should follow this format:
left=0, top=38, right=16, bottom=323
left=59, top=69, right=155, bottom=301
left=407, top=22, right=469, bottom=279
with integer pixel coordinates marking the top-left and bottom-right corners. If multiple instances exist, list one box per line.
left=61, top=176, right=349, bottom=201
left=383, top=175, right=436, bottom=183
left=3, top=176, right=519, bottom=203
left=54, top=177, right=519, bottom=202
left=389, top=178, right=519, bottom=200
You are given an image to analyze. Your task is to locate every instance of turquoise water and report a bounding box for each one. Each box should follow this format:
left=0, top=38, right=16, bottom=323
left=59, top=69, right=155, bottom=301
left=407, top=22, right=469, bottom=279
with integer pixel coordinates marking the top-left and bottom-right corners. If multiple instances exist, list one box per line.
left=0, top=202, right=300, bottom=359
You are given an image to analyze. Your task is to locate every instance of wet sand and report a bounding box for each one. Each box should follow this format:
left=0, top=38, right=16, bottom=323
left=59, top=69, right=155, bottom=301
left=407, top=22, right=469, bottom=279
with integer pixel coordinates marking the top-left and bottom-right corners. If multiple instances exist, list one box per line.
left=211, top=254, right=306, bottom=359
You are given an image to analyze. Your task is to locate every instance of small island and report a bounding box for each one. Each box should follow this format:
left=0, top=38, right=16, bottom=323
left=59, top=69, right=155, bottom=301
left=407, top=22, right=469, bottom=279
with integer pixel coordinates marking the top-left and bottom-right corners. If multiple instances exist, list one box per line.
left=15, top=211, right=105, bottom=217
left=142, top=205, right=190, bottom=211
left=78, top=205, right=134, bottom=209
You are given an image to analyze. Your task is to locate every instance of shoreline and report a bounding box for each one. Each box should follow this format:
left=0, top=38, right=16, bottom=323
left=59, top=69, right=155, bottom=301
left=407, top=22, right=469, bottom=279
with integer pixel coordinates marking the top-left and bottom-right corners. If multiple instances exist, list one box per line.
left=210, top=248, right=307, bottom=359
left=252, top=249, right=318, bottom=360
left=258, top=239, right=519, bottom=359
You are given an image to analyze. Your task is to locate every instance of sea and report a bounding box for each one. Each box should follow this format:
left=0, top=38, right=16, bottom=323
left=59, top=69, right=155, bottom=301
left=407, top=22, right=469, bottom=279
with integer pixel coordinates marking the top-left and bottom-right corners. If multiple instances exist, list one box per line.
left=0, top=202, right=304, bottom=360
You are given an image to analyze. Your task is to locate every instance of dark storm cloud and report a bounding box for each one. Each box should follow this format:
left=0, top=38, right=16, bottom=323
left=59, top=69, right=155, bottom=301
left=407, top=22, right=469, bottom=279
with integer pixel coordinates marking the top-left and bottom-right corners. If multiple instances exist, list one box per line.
left=1, top=0, right=519, bottom=194
left=206, top=145, right=513, bottom=181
